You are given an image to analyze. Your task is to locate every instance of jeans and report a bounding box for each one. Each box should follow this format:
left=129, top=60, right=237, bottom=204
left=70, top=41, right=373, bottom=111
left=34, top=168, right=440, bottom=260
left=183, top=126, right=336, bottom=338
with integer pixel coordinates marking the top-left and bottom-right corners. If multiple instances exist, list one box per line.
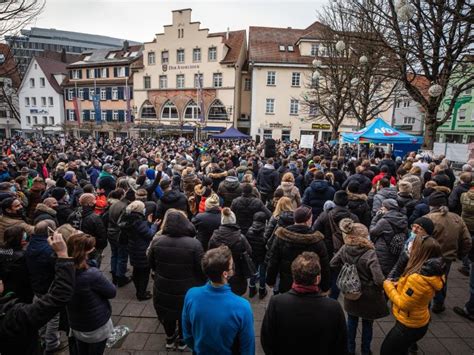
left=161, top=317, right=183, bottom=339
left=249, top=262, right=266, bottom=289
left=132, top=267, right=150, bottom=298
left=329, top=269, right=340, bottom=300
left=109, top=239, right=128, bottom=278
left=433, top=260, right=451, bottom=307
left=35, top=295, right=60, bottom=351
left=347, top=315, right=373, bottom=354
left=75, top=338, right=107, bottom=355
left=380, top=321, right=428, bottom=355
left=466, top=261, right=474, bottom=314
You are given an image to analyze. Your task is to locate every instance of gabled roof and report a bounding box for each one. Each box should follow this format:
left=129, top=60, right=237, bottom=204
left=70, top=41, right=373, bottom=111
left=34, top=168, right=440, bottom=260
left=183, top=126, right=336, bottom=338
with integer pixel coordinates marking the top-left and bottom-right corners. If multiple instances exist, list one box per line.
left=0, top=44, right=21, bottom=88
left=35, top=56, right=69, bottom=94
left=299, top=21, right=329, bottom=40
left=208, top=30, right=246, bottom=64
left=67, top=45, right=143, bottom=68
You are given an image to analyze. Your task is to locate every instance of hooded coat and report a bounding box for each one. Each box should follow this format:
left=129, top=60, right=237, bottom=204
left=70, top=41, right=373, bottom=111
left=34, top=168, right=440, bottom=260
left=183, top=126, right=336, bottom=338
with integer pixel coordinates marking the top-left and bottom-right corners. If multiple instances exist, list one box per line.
left=401, top=174, right=423, bottom=200
left=372, top=187, right=398, bottom=216
left=32, top=203, right=58, bottom=225
left=302, top=180, right=336, bottom=221
left=275, top=182, right=302, bottom=209
left=245, top=220, right=267, bottom=264
left=397, top=192, right=417, bottom=220
left=347, top=192, right=371, bottom=228
left=257, top=165, right=279, bottom=194
left=0, top=247, right=33, bottom=303
left=266, top=224, right=331, bottom=293
left=342, top=173, right=372, bottom=195
left=191, top=207, right=221, bottom=251
left=449, top=182, right=470, bottom=215
left=217, top=177, right=243, bottom=207
left=231, top=194, right=271, bottom=234
left=156, top=189, right=189, bottom=219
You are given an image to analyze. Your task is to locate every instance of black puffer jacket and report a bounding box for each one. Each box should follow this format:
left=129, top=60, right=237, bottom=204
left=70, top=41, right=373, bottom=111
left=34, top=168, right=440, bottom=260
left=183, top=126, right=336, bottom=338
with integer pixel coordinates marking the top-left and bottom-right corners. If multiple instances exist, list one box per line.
left=68, top=206, right=108, bottom=250
left=342, top=173, right=372, bottom=195
left=217, top=177, right=242, bottom=207
left=56, top=202, right=73, bottom=226
left=156, top=189, right=189, bottom=219
left=209, top=224, right=252, bottom=296
left=120, top=211, right=157, bottom=268
left=397, top=192, right=417, bottom=220
left=148, top=213, right=205, bottom=320
left=266, top=224, right=331, bottom=293
left=245, top=220, right=267, bottom=264
left=302, top=180, right=336, bottom=221
left=257, top=165, right=279, bottom=194
left=191, top=207, right=221, bottom=251
left=347, top=192, right=371, bottom=228
left=0, top=248, right=33, bottom=303
left=264, top=211, right=295, bottom=249
left=370, top=209, right=408, bottom=276
left=231, top=195, right=271, bottom=234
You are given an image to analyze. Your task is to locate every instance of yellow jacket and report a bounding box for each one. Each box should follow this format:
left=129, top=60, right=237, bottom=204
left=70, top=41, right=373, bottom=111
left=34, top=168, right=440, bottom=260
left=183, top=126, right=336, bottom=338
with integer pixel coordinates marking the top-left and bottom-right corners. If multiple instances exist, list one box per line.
left=384, top=259, right=445, bottom=328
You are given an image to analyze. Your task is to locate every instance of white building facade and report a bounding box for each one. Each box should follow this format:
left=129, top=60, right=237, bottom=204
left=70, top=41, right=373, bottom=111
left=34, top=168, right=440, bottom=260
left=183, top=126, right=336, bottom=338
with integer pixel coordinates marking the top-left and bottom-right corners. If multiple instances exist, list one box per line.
left=19, top=57, right=67, bottom=136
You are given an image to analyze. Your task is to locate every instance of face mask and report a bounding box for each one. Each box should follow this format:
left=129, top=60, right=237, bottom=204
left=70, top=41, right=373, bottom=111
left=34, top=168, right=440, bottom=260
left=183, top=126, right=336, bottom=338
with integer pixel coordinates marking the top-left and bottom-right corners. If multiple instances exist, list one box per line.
left=10, top=186, right=16, bottom=193
left=22, top=232, right=28, bottom=242
left=408, top=230, right=416, bottom=240
left=143, top=208, right=147, bottom=215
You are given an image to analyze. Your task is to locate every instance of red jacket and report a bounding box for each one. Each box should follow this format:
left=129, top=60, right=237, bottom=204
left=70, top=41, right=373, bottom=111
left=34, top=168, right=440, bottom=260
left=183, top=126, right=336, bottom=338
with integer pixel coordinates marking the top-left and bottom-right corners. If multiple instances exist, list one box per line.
left=372, top=173, right=396, bottom=187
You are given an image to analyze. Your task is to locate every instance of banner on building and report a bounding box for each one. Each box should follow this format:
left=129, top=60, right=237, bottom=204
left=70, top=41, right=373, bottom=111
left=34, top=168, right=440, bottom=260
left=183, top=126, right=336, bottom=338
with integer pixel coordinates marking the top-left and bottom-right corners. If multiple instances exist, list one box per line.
left=92, top=94, right=101, bottom=124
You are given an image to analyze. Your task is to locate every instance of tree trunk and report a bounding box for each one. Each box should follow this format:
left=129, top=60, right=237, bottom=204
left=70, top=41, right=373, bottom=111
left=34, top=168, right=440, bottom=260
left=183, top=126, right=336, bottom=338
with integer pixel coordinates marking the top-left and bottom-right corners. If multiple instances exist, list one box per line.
left=331, top=127, right=338, bottom=140
left=422, top=112, right=437, bottom=150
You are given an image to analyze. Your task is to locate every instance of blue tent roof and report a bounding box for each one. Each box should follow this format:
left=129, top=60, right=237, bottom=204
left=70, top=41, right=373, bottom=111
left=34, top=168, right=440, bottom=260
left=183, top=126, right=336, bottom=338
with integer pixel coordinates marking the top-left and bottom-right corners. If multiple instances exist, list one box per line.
left=341, top=118, right=423, bottom=144
left=210, top=127, right=251, bottom=139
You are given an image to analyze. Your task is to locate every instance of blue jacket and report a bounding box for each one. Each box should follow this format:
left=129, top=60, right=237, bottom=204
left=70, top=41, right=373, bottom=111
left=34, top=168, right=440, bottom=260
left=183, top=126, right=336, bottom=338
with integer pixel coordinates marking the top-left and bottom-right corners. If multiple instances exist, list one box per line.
left=67, top=267, right=116, bottom=332
left=87, top=167, right=100, bottom=187
left=0, top=171, right=11, bottom=183
left=182, top=282, right=255, bottom=355
left=302, top=180, right=335, bottom=220
left=25, top=234, right=55, bottom=295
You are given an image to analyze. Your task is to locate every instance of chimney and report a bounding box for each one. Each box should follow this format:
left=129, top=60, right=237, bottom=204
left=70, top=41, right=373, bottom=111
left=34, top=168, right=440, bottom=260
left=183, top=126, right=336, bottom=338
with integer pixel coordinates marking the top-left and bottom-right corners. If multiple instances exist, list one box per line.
left=60, top=48, right=66, bottom=63
left=123, top=40, right=129, bottom=52
left=226, top=27, right=230, bottom=40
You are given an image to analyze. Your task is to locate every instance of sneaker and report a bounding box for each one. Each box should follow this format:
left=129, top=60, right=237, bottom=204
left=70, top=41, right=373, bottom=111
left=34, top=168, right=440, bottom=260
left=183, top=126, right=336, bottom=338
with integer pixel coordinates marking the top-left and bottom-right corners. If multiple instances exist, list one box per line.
left=432, top=303, right=445, bottom=314
left=259, top=287, right=268, bottom=300
left=453, top=306, right=474, bottom=321
left=458, top=267, right=470, bottom=277
left=137, top=291, right=152, bottom=301
left=165, top=332, right=178, bottom=350
left=248, top=286, right=257, bottom=298
left=176, top=339, right=187, bottom=351
left=116, top=276, right=132, bottom=287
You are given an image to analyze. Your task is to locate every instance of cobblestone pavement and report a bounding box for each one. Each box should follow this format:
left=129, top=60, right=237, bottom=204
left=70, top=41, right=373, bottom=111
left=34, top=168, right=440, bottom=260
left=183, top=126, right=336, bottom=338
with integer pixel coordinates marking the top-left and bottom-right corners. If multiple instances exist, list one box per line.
left=76, top=247, right=473, bottom=355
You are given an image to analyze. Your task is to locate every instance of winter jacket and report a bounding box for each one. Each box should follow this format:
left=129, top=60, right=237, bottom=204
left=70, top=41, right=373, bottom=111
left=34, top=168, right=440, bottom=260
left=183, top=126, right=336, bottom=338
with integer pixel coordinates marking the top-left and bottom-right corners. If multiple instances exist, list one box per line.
left=302, top=180, right=336, bottom=221
left=0, top=258, right=75, bottom=355
left=370, top=210, right=408, bottom=276
left=426, top=206, right=472, bottom=261
left=148, top=215, right=205, bottom=320
left=330, top=167, right=347, bottom=189
left=106, top=198, right=128, bottom=242
left=217, top=176, right=242, bottom=207
left=181, top=173, right=200, bottom=199
left=449, top=182, right=470, bottom=215
left=209, top=224, right=252, bottom=296
left=384, top=257, right=445, bottom=328
left=378, top=158, right=397, bottom=177
left=275, top=182, right=302, bottom=209
left=0, top=247, right=33, bottom=303
left=330, top=237, right=388, bottom=320
left=0, top=215, right=34, bottom=245
left=397, top=192, right=417, bottom=220
left=372, top=187, right=398, bottom=216
left=26, top=180, right=45, bottom=220
left=97, top=171, right=116, bottom=196
left=25, top=234, right=56, bottom=295
left=461, top=189, right=474, bottom=232
left=257, top=165, right=279, bottom=194
left=372, top=172, right=396, bottom=187
left=245, top=220, right=267, bottom=264
left=32, top=203, right=58, bottom=226
left=264, top=211, right=295, bottom=249
left=347, top=192, right=371, bottom=228
left=156, top=189, right=189, bottom=219
left=401, top=174, right=423, bottom=200
left=266, top=224, right=330, bottom=293
left=408, top=197, right=430, bottom=226
left=67, top=267, right=116, bottom=332
left=342, top=173, right=372, bottom=195
left=208, top=170, right=227, bottom=193
left=68, top=206, right=108, bottom=250
left=191, top=207, right=221, bottom=251
left=231, top=195, right=271, bottom=234
left=432, top=172, right=451, bottom=189
left=87, top=166, right=100, bottom=187
left=56, top=202, right=74, bottom=226
left=261, top=290, right=347, bottom=355
left=120, top=212, right=157, bottom=268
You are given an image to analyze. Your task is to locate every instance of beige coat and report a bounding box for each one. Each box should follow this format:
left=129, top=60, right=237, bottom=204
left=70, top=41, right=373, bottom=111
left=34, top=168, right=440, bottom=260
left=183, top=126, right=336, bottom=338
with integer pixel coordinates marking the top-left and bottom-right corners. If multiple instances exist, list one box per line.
left=0, top=215, right=35, bottom=244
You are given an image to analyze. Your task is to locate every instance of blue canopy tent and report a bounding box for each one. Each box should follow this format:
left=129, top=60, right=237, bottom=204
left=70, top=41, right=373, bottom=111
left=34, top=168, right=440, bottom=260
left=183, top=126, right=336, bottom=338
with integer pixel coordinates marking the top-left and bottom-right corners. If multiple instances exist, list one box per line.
left=210, top=127, right=251, bottom=139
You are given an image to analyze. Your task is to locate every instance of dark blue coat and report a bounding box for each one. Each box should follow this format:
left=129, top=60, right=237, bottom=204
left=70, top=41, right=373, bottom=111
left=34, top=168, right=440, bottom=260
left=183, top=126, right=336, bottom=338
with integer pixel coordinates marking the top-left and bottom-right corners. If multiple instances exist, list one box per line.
left=302, top=180, right=335, bottom=220
left=87, top=167, right=100, bottom=187
left=408, top=199, right=430, bottom=226
left=122, top=212, right=157, bottom=268
left=25, top=234, right=55, bottom=295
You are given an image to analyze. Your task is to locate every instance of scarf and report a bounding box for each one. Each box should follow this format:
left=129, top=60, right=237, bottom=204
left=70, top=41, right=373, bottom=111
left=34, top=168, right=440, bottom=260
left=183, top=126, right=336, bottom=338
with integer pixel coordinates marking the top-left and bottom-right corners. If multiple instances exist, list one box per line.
left=291, top=282, right=319, bottom=294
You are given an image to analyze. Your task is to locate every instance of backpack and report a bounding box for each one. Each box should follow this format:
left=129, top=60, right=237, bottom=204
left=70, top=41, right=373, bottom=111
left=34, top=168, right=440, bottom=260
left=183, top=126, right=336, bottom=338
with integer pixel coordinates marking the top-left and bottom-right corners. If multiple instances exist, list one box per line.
left=69, top=208, right=83, bottom=230
left=328, top=210, right=345, bottom=252
left=388, top=232, right=407, bottom=256
left=336, top=251, right=367, bottom=300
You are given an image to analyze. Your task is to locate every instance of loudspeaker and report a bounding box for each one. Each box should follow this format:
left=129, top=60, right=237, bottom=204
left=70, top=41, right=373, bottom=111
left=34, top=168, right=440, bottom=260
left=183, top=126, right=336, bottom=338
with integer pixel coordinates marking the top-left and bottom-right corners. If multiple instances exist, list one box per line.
left=264, top=138, right=276, bottom=158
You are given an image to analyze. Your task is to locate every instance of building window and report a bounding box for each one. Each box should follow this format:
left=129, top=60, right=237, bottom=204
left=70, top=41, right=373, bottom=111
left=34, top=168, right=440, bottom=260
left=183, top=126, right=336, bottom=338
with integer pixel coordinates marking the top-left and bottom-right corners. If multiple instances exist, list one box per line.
left=177, top=49, right=185, bottom=64
left=40, top=77, right=45, bottom=87
left=101, top=110, right=107, bottom=121
left=101, top=68, right=107, bottom=78
left=311, top=44, right=319, bottom=56
left=291, top=72, right=301, bottom=87
left=396, top=100, right=401, bottom=108
left=279, top=45, right=286, bottom=52
left=213, top=73, right=223, bottom=88
left=148, top=52, right=156, bottom=65
left=141, top=101, right=157, bottom=119
left=144, top=76, right=151, bottom=89
left=159, top=75, right=167, bottom=89
left=208, top=99, right=228, bottom=120
left=67, top=89, right=73, bottom=100
left=33, top=116, right=38, bottom=124
left=88, top=68, right=95, bottom=78
left=403, top=117, right=416, bottom=124
left=459, top=109, right=466, bottom=121
left=32, top=97, right=37, bottom=106
left=263, top=129, right=272, bottom=139
left=25, top=97, right=30, bottom=106
left=161, top=101, right=179, bottom=119
left=78, top=88, right=84, bottom=100
left=265, top=98, right=275, bottom=114
left=309, top=104, right=318, bottom=117
left=29, top=78, right=35, bottom=88
left=100, top=88, right=106, bottom=100
left=117, top=67, right=126, bottom=77
left=194, top=73, right=203, bottom=88
left=208, top=47, right=217, bottom=61
left=48, top=97, right=53, bottom=106
left=403, top=100, right=410, bottom=107
left=72, top=70, right=80, bottom=79
left=107, top=53, right=116, bottom=59
left=282, top=130, right=291, bottom=141
left=184, top=100, right=201, bottom=120
left=68, top=111, right=75, bottom=121
left=178, top=28, right=184, bottom=38
left=41, top=97, right=46, bottom=106
left=176, top=74, right=185, bottom=89
left=161, top=51, right=169, bottom=64
left=26, top=116, right=31, bottom=125
left=112, top=87, right=118, bottom=100
left=193, top=48, right=201, bottom=62
left=267, top=71, right=276, bottom=86
left=244, top=78, right=251, bottom=91
left=113, top=110, right=119, bottom=121
left=290, top=99, right=299, bottom=115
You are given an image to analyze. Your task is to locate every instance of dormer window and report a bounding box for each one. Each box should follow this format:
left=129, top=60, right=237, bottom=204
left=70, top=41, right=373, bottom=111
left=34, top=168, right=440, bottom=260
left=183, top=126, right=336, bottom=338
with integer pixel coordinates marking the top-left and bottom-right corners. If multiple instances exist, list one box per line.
left=123, top=52, right=130, bottom=58
left=130, top=51, right=138, bottom=57
left=279, top=45, right=286, bottom=52
left=287, top=45, right=294, bottom=52
left=83, top=55, right=91, bottom=61
left=107, top=53, right=116, bottom=59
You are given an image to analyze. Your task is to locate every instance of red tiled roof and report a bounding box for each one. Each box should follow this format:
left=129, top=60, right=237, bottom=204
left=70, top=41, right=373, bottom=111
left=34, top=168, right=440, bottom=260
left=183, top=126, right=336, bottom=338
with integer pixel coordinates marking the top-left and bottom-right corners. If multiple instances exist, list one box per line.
left=38, top=50, right=82, bottom=65
left=209, top=30, right=246, bottom=64
left=34, top=56, right=69, bottom=94
left=0, top=44, right=21, bottom=88
left=407, top=74, right=430, bottom=100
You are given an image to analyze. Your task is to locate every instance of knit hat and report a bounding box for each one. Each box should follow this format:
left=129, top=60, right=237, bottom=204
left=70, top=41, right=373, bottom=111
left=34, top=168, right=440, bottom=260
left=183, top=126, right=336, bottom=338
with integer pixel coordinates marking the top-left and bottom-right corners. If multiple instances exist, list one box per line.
left=382, top=198, right=399, bottom=210
left=294, top=205, right=312, bottom=223
left=333, top=190, right=349, bottom=207
left=339, top=218, right=369, bottom=240
left=64, top=171, right=75, bottom=182
left=135, top=188, right=148, bottom=201
left=221, top=207, right=236, bottom=225
left=51, top=187, right=66, bottom=201
left=413, top=217, right=435, bottom=236
left=428, top=191, right=448, bottom=207
left=398, top=181, right=413, bottom=194
left=126, top=200, right=145, bottom=214
left=205, top=193, right=220, bottom=210
left=79, top=193, right=96, bottom=207
left=323, top=200, right=336, bottom=212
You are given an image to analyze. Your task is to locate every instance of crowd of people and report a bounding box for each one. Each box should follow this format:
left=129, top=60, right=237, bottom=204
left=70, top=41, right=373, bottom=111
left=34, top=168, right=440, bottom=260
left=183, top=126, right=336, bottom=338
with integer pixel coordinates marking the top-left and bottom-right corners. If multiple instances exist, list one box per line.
left=0, top=135, right=472, bottom=355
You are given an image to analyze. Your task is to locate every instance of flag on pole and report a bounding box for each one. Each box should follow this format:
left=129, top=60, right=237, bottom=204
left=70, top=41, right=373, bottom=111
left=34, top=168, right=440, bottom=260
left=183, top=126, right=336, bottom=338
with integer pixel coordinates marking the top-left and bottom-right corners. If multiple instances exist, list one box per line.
left=125, top=77, right=131, bottom=123
left=197, top=74, right=204, bottom=123
left=73, top=82, right=81, bottom=127
left=93, top=78, right=101, bottom=125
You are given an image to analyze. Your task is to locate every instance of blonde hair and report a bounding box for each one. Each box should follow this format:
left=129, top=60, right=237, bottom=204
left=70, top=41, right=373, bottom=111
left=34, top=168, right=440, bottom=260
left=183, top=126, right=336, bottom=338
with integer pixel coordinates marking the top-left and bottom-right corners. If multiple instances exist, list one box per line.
left=281, top=172, right=295, bottom=183
left=273, top=196, right=294, bottom=216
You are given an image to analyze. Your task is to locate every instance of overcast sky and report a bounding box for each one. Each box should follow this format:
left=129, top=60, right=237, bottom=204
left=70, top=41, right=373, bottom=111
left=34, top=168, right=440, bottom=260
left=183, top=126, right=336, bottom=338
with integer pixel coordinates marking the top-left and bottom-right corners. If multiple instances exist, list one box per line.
left=31, top=0, right=327, bottom=42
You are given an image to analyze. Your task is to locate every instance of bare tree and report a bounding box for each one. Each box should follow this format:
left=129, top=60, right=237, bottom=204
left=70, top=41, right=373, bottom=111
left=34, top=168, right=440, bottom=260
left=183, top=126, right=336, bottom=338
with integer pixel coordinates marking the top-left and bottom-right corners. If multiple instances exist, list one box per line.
left=346, top=0, right=473, bottom=149
left=0, top=0, right=45, bottom=38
